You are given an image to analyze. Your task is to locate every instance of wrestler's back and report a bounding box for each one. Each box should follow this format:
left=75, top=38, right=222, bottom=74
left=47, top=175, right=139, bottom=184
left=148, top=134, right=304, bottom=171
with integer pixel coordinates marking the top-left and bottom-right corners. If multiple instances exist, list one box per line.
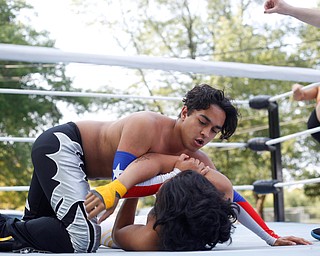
left=76, top=119, right=122, bottom=179
left=75, top=112, right=176, bottom=179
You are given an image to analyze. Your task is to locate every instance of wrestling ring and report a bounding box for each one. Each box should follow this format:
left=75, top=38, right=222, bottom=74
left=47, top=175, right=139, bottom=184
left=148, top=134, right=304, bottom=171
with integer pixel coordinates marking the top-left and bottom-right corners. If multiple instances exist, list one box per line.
left=0, top=44, right=319, bottom=255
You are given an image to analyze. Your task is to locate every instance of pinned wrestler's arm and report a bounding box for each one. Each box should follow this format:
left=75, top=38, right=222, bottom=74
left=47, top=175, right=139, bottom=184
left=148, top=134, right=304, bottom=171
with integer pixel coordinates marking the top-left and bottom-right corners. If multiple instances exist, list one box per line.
left=85, top=153, right=207, bottom=222
left=111, top=198, right=159, bottom=251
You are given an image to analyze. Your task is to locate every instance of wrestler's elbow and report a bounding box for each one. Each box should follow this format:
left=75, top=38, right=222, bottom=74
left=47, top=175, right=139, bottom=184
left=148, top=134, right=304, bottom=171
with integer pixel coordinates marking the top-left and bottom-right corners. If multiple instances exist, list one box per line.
left=221, top=176, right=233, bottom=201
left=208, top=171, right=233, bottom=201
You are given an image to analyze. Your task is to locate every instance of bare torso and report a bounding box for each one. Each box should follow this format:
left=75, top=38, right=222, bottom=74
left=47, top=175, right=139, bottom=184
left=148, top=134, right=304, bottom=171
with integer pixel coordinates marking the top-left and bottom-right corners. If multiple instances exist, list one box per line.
left=76, top=111, right=203, bottom=179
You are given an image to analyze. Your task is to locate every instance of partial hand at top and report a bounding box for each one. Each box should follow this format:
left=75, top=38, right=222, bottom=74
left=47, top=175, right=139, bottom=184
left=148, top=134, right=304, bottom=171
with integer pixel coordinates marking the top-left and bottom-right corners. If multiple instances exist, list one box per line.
left=264, top=0, right=290, bottom=15
left=292, top=83, right=304, bottom=101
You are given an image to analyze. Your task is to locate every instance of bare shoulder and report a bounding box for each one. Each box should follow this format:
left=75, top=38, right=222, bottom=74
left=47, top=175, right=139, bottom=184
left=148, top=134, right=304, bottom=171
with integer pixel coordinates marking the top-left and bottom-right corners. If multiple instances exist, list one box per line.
left=115, top=111, right=174, bottom=155
left=122, top=111, right=173, bottom=132
left=126, top=111, right=170, bottom=123
left=114, top=223, right=159, bottom=251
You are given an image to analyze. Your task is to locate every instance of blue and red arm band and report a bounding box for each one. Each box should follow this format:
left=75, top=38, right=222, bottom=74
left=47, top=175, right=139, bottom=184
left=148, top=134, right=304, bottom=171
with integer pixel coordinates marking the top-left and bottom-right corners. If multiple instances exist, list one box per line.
left=233, top=190, right=280, bottom=245
left=112, top=151, right=137, bottom=180
left=112, top=151, right=181, bottom=198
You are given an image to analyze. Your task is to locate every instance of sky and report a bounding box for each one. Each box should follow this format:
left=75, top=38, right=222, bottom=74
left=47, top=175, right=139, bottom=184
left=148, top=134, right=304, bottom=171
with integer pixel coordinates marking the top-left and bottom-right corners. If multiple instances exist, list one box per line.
left=25, top=0, right=318, bottom=89
left=23, top=0, right=319, bottom=122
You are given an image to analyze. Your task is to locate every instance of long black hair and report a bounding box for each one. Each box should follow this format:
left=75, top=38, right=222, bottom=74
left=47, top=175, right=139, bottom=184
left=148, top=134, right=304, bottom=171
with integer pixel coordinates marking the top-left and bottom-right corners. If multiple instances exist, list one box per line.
left=153, top=170, right=239, bottom=251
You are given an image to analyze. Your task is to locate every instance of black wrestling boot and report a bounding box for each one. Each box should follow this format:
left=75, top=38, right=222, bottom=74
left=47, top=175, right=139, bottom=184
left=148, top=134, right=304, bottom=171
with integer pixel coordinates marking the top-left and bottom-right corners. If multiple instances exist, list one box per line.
left=0, top=214, right=15, bottom=251
left=0, top=213, right=37, bottom=252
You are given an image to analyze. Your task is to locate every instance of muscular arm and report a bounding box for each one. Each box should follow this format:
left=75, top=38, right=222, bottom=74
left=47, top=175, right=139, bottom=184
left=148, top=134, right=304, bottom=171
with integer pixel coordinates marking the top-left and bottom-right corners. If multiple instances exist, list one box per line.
left=112, top=198, right=159, bottom=251
left=85, top=153, right=179, bottom=220
left=117, top=153, right=178, bottom=189
left=264, top=0, right=320, bottom=28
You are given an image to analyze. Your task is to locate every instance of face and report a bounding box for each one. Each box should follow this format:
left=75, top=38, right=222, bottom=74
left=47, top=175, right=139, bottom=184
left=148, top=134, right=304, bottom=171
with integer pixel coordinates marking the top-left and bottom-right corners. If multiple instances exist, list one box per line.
left=180, top=104, right=226, bottom=151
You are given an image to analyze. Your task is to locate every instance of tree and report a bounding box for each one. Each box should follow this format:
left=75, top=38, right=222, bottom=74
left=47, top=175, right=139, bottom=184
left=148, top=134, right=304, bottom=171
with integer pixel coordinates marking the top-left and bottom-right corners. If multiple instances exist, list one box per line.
left=0, top=0, right=104, bottom=208
left=71, top=0, right=320, bottom=218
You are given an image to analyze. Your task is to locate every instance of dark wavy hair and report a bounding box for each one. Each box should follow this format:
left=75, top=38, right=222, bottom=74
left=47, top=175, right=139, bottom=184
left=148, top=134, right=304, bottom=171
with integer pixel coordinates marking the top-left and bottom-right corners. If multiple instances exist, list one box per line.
left=181, top=84, right=239, bottom=139
left=153, top=170, right=239, bottom=251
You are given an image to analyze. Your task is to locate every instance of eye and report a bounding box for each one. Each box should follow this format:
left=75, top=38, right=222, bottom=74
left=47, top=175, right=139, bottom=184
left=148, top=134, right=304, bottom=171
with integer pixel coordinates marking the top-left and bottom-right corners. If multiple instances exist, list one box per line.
left=199, top=119, right=206, bottom=125
left=211, top=127, right=221, bottom=134
left=211, top=128, right=218, bottom=133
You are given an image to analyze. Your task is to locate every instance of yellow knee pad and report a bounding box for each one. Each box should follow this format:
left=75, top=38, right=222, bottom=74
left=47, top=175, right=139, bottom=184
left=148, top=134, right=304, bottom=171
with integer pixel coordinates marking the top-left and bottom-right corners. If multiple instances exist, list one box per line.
left=93, top=179, right=127, bottom=209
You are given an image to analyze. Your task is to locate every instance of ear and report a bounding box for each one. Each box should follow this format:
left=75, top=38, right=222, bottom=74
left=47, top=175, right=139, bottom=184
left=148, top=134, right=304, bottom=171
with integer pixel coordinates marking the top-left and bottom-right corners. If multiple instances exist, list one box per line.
left=180, top=106, right=188, bottom=120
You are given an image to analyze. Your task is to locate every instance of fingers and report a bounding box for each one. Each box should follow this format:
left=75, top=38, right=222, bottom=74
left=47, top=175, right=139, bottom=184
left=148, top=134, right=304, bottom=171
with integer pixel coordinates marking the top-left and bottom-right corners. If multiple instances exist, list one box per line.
left=84, top=192, right=106, bottom=220
left=178, top=153, right=189, bottom=161
left=264, top=0, right=275, bottom=13
left=292, top=83, right=303, bottom=92
left=200, top=166, right=210, bottom=176
left=98, top=208, right=115, bottom=224
left=274, top=236, right=312, bottom=246
left=283, top=236, right=312, bottom=245
left=292, top=84, right=304, bottom=101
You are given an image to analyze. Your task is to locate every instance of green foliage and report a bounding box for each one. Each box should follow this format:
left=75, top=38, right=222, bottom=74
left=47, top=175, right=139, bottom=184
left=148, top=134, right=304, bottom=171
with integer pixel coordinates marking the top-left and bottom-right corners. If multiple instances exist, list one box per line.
left=72, top=0, right=319, bottom=201
left=0, top=0, right=113, bottom=209
left=2, top=0, right=319, bottom=210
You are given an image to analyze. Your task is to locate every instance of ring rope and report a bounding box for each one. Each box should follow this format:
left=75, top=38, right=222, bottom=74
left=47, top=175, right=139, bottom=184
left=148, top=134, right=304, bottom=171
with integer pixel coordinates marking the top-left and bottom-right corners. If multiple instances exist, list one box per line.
left=2, top=126, right=320, bottom=148
left=234, top=177, right=320, bottom=191
left=0, top=137, right=35, bottom=143
left=0, top=137, right=249, bottom=150
left=1, top=43, right=320, bottom=82
left=265, top=126, right=320, bottom=146
left=2, top=177, right=320, bottom=192
left=0, top=186, right=29, bottom=192
left=275, top=177, right=320, bottom=188
left=268, top=82, right=320, bottom=102
left=0, top=88, right=249, bottom=105
left=205, top=142, right=247, bottom=148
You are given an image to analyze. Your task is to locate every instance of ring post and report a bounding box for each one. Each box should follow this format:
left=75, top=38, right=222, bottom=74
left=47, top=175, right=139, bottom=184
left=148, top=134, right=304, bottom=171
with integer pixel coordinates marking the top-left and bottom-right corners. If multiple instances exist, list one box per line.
left=268, top=101, right=285, bottom=222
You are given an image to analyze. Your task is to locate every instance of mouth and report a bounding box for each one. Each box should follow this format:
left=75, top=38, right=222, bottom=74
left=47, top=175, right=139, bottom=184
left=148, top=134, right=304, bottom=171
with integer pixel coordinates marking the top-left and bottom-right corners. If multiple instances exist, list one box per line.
left=194, top=138, right=205, bottom=147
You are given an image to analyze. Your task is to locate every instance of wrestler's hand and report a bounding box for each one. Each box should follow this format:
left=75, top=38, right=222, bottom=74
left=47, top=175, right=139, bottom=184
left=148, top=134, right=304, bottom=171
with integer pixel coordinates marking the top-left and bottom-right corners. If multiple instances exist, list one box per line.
left=292, top=83, right=304, bottom=101
left=264, top=0, right=290, bottom=15
left=84, top=192, right=119, bottom=223
left=174, top=154, right=205, bottom=173
left=85, top=179, right=127, bottom=222
left=274, top=236, right=312, bottom=246
left=200, top=165, right=216, bottom=176
left=97, top=197, right=119, bottom=224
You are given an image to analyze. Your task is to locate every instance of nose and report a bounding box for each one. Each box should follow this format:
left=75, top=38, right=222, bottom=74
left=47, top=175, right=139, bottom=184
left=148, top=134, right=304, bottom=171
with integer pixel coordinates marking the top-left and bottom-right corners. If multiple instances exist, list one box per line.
left=201, top=127, right=210, bottom=138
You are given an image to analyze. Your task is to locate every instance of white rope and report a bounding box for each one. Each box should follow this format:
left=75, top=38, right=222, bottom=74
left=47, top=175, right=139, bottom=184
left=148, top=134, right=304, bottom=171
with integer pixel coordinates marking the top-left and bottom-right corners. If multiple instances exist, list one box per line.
left=0, top=137, right=36, bottom=143
left=275, top=178, right=320, bottom=188
left=233, top=177, right=320, bottom=191
left=205, top=142, right=247, bottom=148
left=269, top=82, right=320, bottom=102
left=0, top=88, right=248, bottom=105
left=1, top=44, right=320, bottom=82
left=233, top=185, right=254, bottom=191
left=2, top=177, right=319, bottom=192
left=266, top=126, right=320, bottom=146
left=0, top=136, right=248, bottom=149
left=3, top=126, right=319, bottom=148
left=0, top=88, right=180, bottom=101
left=0, top=186, right=29, bottom=191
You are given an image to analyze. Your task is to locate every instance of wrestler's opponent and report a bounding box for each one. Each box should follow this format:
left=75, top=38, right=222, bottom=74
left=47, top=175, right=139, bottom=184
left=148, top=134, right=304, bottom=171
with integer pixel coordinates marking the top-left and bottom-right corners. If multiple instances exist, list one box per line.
left=0, top=84, right=310, bottom=253
left=264, top=0, right=320, bottom=240
left=292, top=83, right=320, bottom=143
left=103, top=170, right=239, bottom=251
